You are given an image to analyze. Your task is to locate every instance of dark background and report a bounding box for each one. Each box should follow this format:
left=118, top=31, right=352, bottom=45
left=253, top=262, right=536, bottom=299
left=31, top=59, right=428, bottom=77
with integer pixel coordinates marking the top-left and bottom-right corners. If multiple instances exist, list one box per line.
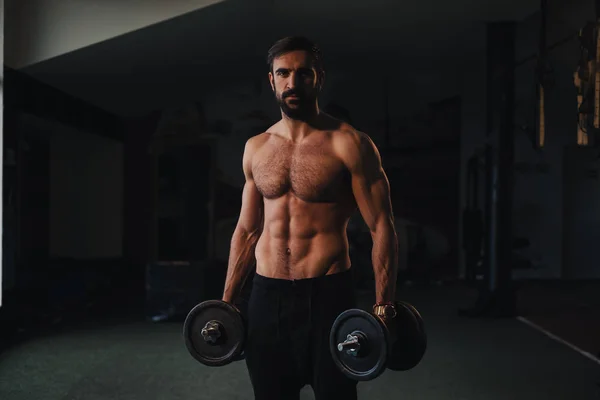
left=0, top=0, right=599, bottom=398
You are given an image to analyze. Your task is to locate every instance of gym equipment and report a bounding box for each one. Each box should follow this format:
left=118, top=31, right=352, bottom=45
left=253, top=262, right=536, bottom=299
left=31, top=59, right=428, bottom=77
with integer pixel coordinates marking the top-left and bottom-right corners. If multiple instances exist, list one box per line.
left=183, top=300, right=246, bottom=366
left=535, top=0, right=550, bottom=148
left=387, top=302, right=427, bottom=372
left=574, top=22, right=599, bottom=145
left=463, top=153, right=484, bottom=285
left=329, top=301, right=426, bottom=381
left=330, top=309, right=389, bottom=380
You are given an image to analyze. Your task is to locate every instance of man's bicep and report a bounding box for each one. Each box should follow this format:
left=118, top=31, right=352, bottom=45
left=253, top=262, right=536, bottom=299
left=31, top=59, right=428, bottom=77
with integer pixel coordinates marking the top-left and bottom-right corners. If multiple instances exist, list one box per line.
left=352, top=170, right=394, bottom=231
left=348, top=133, right=394, bottom=229
left=237, top=178, right=264, bottom=234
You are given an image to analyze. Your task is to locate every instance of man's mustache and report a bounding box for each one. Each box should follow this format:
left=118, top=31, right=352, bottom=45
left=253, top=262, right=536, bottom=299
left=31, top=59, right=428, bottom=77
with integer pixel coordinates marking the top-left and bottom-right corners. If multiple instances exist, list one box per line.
left=282, top=90, right=303, bottom=99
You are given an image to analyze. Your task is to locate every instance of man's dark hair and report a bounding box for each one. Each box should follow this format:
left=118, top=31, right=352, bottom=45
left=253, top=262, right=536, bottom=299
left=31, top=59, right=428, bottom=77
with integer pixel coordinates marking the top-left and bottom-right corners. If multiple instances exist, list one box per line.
left=266, top=36, right=324, bottom=78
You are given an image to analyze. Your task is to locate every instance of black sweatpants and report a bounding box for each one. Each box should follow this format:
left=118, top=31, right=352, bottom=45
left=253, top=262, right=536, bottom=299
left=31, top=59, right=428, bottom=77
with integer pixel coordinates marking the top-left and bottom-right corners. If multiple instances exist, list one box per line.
left=244, top=269, right=358, bottom=400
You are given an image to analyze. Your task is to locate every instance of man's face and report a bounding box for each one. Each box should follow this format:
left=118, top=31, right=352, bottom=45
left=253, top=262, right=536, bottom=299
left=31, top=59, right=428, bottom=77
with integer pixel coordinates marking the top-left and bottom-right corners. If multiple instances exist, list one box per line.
left=269, top=50, right=321, bottom=120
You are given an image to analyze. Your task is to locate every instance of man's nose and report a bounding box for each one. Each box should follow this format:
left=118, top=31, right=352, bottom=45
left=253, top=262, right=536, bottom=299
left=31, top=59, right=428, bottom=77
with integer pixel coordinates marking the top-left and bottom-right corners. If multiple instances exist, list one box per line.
left=287, top=72, right=301, bottom=89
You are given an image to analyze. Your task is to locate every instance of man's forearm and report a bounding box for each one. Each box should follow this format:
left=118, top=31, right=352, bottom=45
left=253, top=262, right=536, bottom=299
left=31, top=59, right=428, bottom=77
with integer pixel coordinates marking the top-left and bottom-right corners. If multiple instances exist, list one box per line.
left=222, top=227, right=260, bottom=303
left=371, top=218, right=399, bottom=304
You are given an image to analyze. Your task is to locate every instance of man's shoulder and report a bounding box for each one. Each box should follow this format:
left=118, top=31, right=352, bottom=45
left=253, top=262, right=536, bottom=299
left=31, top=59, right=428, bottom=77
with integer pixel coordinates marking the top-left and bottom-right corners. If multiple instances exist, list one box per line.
left=245, top=131, right=272, bottom=153
left=331, top=125, right=376, bottom=155
left=249, top=120, right=284, bottom=143
left=242, top=131, right=273, bottom=172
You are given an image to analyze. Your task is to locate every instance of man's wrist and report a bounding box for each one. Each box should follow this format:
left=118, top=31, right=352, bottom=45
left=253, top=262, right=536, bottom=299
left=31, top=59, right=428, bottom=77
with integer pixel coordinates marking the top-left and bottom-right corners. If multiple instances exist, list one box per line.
left=372, top=302, right=398, bottom=320
left=222, top=293, right=234, bottom=304
left=375, top=300, right=395, bottom=306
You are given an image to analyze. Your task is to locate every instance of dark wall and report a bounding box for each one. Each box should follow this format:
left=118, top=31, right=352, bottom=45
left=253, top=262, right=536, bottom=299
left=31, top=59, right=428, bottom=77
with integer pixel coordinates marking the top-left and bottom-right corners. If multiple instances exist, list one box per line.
left=459, top=0, right=598, bottom=280
left=2, top=69, right=126, bottom=302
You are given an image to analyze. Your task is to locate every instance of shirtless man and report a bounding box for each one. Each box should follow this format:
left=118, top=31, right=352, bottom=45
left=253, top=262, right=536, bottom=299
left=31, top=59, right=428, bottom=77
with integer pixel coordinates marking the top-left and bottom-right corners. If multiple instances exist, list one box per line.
left=222, top=36, right=399, bottom=400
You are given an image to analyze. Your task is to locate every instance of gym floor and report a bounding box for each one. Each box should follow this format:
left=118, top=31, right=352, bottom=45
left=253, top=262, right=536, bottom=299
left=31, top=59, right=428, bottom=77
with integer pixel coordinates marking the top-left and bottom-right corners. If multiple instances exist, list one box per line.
left=0, top=285, right=598, bottom=400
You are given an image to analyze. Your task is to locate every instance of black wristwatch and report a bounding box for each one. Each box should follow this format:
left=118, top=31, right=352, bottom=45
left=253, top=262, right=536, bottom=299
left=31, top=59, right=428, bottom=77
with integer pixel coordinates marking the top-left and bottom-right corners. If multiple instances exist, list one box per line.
left=372, top=302, right=398, bottom=320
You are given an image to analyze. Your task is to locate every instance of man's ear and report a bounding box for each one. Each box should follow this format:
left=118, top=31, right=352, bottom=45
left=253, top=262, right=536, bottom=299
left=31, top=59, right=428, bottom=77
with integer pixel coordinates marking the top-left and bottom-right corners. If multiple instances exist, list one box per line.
left=268, top=72, right=275, bottom=91
left=318, top=71, right=326, bottom=91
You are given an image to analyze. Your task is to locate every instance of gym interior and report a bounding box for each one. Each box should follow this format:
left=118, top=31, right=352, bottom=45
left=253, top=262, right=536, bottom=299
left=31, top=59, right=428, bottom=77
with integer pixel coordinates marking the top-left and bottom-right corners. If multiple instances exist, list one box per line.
left=1, top=0, right=599, bottom=398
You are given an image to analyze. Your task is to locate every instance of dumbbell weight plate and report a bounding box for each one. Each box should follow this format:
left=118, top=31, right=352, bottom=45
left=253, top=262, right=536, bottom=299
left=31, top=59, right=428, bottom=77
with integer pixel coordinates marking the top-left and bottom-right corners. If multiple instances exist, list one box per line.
left=386, top=301, right=427, bottom=371
left=183, top=300, right=246, bottom=366
left=329, top=309, right=389, bottom=381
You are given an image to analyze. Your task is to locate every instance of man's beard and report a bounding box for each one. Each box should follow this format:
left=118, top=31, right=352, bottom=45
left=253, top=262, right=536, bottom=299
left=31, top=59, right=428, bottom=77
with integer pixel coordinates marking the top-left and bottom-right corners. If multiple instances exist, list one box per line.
left=275, top=89, right=318, bottom=121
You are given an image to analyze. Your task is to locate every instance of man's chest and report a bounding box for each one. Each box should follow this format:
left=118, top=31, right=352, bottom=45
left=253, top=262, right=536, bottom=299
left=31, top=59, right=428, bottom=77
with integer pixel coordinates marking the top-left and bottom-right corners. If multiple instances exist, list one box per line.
left=252, top=144, right=351, bottom=202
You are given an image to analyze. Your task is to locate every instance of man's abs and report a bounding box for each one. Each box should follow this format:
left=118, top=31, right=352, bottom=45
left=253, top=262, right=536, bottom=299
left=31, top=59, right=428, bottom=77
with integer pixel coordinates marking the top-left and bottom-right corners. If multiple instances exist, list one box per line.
left=254, top=197, right=353, bottom=280
left=255, top=232, right=351, bottom=279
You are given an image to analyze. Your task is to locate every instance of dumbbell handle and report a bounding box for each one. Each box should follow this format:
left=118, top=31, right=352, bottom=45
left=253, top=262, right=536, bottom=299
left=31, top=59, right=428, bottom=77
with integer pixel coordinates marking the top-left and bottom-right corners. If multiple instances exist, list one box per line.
left=201, top=320, right=221, bottom=343
left=337, top=332, right=365, bottom=357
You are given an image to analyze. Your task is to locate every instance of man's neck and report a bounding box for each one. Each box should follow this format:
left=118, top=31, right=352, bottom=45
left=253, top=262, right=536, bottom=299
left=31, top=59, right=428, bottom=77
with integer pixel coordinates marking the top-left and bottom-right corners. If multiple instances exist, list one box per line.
left=280, top=105, right=321, bottom=142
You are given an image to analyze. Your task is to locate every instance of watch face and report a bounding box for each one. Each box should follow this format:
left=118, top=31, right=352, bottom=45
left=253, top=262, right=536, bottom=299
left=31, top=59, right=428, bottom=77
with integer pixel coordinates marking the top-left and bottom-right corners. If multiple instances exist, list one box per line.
left=374, top=305, right=395, bottom=319
left=375, top=306, right=389, bottom=317
left=383, top=305, right=396, bottom=318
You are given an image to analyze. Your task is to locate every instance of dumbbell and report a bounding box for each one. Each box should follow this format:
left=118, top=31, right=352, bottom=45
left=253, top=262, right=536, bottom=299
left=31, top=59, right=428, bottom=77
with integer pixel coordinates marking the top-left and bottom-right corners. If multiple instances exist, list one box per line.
left=329, top=301, right=427, bottom=381
left=183, top=300, right=246, bottom=366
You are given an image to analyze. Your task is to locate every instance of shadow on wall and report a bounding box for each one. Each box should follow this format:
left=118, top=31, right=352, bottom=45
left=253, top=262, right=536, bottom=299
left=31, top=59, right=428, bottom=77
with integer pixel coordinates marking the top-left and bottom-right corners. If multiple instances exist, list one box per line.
left=323, top=102, right=353, bottom=124
left=347, top=211, right=451, bottom=288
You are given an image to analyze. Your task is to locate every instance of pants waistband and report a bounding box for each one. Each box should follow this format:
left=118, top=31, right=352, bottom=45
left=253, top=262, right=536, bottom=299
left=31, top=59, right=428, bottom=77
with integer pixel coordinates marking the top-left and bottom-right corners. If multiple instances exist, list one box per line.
left=252, top=268, right=353, bottom=290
